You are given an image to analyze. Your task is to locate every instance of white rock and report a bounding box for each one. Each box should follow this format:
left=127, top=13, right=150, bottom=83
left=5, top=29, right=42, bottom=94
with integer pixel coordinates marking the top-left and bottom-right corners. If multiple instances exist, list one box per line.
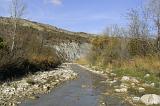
left=150, top=83, right=155, bottom=87
left=120, top=83, right=128, bottom=89
left=2, top=87, right=16, bottom=95
left=110, top=73, right=116, bottom=77
left=100, top=81, right=107, bottom=83
left=106, top=68, right=111, bottom=72
left=16, top=87, right=24, bottom=92
left=113, top=85, right=119, bottom=88
left=132, top=97, right=140, bottom=102
left=144, top=74, right=150, bottom=78
left=131, top=83, right=135, bottom=87
left=109, top=80, right=117, bottom=84
left=115, top=88, right=127, bottom=93
left=18, top=82, right=29, bottom=88
left=34, top=84, right=39, bottom=89
left=130, top=78, right=139, bottom=83
left=140, top=94, right=160, bottom=105
left=43, top=84, right=50, bottom=91
left=142, top=83, right=151, bottom=87
left=139, top=87, right=145, bottom=92
left=121, top=76, right=130, bottom=82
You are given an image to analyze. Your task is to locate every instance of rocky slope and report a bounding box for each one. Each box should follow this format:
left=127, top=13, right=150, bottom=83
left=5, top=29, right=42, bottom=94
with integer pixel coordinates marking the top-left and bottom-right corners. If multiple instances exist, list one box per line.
left=48, top=42, right=91, bottom=61
left=0, top=17, right=91, bottom=61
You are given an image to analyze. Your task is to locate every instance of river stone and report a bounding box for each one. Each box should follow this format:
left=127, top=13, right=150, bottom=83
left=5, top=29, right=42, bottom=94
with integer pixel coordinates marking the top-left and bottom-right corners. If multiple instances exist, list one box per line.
left=110, top=73, right=116, bottom=77
left=142, top=83, right=151, bottom=87
left=132, top=97, right=140, bottom=103
left=121, top=76, right=130, bottom=82
left=108, top=80, right=117, bottom=84
left=120, top=83, right=128, bottom=89
left=140, top=94, right=160, bottom=105
left=138, top=87, right=145, bottom=92
left=150, top=83, right=155, bottom=87
left=115, top=88, right=127, bottom=93
left=131, top=83, right=135, bottom=87
left=144, top=74, right=150, bottom=78
left=130, top=77, right=139, bottom=83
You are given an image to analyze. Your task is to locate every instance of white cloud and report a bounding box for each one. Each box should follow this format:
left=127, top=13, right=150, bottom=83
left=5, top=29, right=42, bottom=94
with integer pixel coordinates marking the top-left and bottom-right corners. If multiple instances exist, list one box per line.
left=44, top=0, right=62, bottom=6
left=51, top=0, right=62, bottom=5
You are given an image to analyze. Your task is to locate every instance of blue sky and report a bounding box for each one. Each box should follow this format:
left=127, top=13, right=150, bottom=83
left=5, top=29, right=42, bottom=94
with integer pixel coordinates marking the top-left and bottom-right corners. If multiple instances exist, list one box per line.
left=0, top=0, right=144, bottom=34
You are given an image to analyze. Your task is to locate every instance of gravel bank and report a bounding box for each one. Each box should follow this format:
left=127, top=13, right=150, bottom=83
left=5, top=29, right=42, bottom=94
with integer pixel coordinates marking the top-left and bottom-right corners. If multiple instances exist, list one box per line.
left=0, top=63, right=77, bottom=106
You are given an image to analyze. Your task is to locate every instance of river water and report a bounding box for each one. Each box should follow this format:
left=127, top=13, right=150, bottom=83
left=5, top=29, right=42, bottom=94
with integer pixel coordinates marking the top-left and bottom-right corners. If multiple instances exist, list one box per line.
left=20, top=64, right=131, bottom=106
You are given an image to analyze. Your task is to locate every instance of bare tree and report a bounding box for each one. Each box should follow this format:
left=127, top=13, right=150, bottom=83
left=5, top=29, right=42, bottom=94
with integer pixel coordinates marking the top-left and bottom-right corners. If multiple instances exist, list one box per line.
left=103, top=24, right=127, bottom=37
left=10, top=0, right=26, bottom=52
left=146, top=0, right=160, bottom=50
left=127, top=9, right=149, bottom=38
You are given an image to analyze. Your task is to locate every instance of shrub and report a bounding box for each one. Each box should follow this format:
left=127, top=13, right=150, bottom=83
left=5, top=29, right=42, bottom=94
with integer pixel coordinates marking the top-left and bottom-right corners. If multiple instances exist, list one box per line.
left=127, top=38, right=154, bottom=56
left=0, top=37, right=4, bottom=49
left=88, top=36, right=124, bottom=66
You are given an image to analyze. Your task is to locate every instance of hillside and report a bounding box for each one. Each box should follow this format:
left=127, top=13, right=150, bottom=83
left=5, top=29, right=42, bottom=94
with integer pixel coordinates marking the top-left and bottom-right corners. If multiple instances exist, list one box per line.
left=0, top=17, right=91, bottom=81
left=0, top=17, right=90, bottom=44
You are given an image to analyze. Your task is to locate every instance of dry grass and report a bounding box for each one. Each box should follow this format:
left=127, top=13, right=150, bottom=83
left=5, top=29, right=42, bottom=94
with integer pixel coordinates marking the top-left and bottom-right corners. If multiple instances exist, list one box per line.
left=31, top=55, right=55, bottom=64
left=75, top=58, right=89, bottom=65
left=120, top=56, right=160, bottom=74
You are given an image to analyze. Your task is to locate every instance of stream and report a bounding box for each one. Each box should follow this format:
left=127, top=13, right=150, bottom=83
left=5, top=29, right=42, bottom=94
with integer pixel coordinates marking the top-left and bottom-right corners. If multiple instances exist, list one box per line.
left=20, top=64, right=131, bottom=106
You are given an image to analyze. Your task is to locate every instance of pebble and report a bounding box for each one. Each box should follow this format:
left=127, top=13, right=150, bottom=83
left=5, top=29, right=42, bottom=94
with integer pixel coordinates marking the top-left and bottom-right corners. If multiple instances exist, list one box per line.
left=110, top=73, right=116, bottom=77
left=131, top=83, right=135, bottom=87
left=150, top=83, right=155, bottom=87
left=132, top=97, right=140, bottom=103
left=138, top=87, right=145, bottom=92
left=115, top=88, right=127, bottom=93
left=121, top=76, right=130, bottom=82
left=144, top=74, right=150, bottom=78
left=108, top=80, right=117, bottom=84
left=130, top=78, right=139, bottom=83
left=120, top=83, right=128, bottom=89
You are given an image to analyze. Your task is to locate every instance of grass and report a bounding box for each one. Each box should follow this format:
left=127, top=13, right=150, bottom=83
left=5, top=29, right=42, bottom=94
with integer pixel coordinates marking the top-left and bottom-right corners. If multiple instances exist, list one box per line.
left=77, top=55, right=160, bottom=85
left=111, top=56, right=160, bottom=85
left=120, top=56, right=160, bottom=75
left=80, top=54, right=160, bottom=96
left=112, top=58, right=160, bottom=96
left=113, top=68, right=160, bottom=84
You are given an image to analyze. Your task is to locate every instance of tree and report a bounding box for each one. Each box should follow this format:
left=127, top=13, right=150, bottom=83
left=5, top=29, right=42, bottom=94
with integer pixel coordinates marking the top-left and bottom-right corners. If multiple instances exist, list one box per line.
left=127, top=9, right=149, bottom=38
left=103, top=24, right=127, bottom=37
left=146, top=0, right=160, bottom=50
left=10, top=0, right=26, bottom=52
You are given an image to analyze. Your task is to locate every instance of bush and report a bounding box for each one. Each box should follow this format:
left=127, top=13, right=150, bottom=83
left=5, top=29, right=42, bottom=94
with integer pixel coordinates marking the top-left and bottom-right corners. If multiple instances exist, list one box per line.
left=88, top=36, right=159, bottom=70
left=0, top=37, right=4, bottom=49
left=0, top=26, right=63, bottom=81
left=88, top=36, right=124, bottom=66
left=0, top=52, right=62, bottom=81
left=127, top=38, right=154, bottom=56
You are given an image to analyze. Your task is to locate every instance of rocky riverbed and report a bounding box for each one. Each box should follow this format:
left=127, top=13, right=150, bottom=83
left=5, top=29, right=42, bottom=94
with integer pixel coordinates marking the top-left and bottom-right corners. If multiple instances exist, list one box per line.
left=20, top=63, right=132, bottom=106
left=78, top=64, right=160, bottom=106
left=0, top=63, right=77, bottom=106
